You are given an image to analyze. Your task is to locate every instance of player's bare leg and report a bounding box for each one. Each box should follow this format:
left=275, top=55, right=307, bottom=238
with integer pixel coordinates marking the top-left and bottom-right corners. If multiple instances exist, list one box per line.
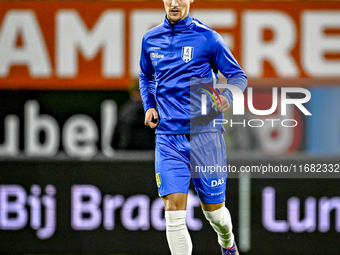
left=164, top=192, right=188, bottom=211
left=163, top=192, right=192, bottom=255
left=201, top=201, right=239, bottom=255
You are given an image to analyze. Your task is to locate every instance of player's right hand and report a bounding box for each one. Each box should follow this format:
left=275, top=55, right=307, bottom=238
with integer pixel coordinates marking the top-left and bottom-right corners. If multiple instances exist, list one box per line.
left=145, top=108, right=159, bottom=129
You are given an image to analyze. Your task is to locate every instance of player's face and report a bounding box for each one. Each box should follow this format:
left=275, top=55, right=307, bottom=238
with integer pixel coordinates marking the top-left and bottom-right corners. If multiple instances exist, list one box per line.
left=163, top=0, right=193, bottom=23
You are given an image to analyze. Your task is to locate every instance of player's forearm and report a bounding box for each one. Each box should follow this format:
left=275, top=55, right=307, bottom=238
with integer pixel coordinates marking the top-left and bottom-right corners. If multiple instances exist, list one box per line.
left=221, top=76, right=248, bottom=107
left=139, top=74, right=156, bottom=113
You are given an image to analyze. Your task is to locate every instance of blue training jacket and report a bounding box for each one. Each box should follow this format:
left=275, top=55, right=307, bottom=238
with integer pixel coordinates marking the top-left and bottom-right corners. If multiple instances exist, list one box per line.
left=139, top=13, right=247, bottom=134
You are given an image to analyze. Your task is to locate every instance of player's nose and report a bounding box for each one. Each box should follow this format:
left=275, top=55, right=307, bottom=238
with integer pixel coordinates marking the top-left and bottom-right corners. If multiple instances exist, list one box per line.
left=171, top=0, right=179, bottom=7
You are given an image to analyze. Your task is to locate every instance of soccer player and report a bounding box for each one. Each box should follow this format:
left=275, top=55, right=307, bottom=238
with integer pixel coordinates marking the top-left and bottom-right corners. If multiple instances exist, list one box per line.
left=139, top=0, right=247, bottom=254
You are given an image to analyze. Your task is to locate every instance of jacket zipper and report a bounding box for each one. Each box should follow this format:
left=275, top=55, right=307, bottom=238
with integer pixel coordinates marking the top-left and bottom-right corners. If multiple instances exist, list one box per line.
left=169, top=23, right=174, bottom=57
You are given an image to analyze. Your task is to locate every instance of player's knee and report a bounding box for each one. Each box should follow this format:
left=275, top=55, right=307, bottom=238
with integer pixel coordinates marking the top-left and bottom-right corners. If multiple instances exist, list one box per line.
left=201, top=201, right=224, bottom=212
left=203, top=206, right=232, bottom=227
left=165, top=203, right=185, bottom=211
left=163, top=193, right=187, bottom=211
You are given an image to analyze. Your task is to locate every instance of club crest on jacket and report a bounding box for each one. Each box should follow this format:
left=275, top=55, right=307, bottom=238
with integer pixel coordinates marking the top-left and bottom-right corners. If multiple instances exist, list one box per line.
left=181, top=46, right=194, bottom=63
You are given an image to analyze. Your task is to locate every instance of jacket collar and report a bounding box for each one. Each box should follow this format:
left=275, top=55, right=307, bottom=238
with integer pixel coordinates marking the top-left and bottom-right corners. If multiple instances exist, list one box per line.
left=163, top=13, right=193, bottom=31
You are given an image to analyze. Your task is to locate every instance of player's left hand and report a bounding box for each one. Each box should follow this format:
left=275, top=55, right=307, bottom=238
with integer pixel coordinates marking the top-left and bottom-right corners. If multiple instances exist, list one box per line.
left=212, top=95, right=230, bottom=112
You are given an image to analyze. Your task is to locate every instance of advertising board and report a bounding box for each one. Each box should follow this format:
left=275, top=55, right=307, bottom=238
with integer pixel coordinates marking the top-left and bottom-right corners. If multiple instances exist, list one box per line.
left=1, top=159, right=340, bottom=254
left=0, top=1, right=339, bottom=89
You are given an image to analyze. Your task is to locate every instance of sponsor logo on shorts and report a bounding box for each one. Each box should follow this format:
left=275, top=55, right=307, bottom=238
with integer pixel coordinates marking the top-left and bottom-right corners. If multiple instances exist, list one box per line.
left=211, top=178, right=225, bottom=187
left=211, top=191, right=224, bottom=196
left=156, top=173, right=161, bottom=187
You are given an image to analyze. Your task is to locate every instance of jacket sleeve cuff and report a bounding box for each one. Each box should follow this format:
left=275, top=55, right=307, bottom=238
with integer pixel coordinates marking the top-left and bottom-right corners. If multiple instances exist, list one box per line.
left=143, top=102, right=156, bottom=113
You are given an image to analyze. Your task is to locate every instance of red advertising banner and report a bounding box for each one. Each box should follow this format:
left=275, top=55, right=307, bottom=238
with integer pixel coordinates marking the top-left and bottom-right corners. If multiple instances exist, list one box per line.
left=0, top=1, right=339, bottom=89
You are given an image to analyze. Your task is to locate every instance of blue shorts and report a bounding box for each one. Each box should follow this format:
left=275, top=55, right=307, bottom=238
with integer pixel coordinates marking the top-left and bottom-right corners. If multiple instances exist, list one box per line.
left=155, top=132, right=227, bottom=204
